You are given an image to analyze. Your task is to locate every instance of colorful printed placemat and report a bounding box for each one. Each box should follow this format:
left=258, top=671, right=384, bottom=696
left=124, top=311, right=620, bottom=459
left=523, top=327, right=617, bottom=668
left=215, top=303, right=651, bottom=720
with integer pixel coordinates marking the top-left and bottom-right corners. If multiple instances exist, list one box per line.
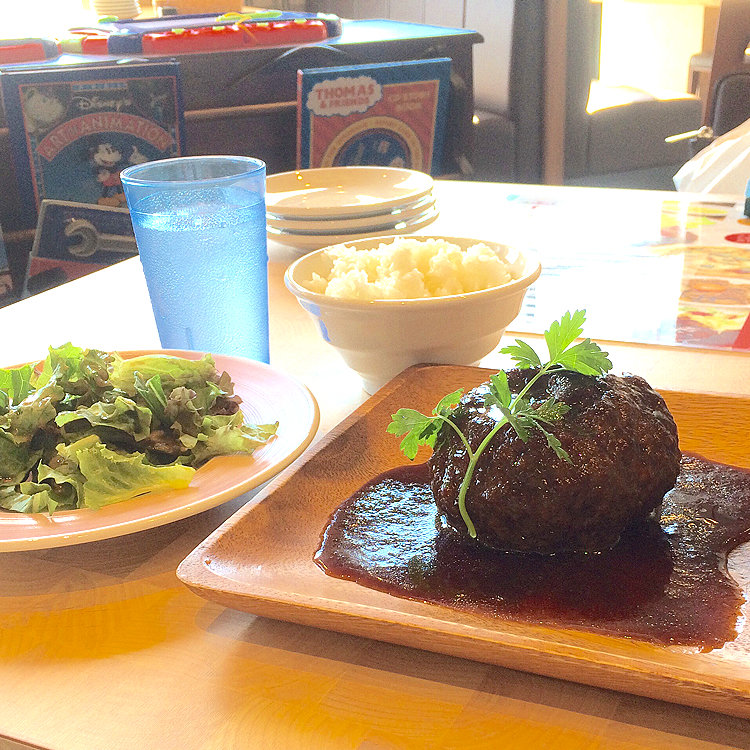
left=502, top=191, right=750, bottom=350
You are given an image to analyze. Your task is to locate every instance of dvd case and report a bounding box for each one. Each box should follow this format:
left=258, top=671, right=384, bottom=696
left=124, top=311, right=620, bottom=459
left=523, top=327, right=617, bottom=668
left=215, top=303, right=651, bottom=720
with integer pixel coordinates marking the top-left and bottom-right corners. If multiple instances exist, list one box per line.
left=297, top=58, right=451, bottom=175
left=1, top=58, right=185, bottom=226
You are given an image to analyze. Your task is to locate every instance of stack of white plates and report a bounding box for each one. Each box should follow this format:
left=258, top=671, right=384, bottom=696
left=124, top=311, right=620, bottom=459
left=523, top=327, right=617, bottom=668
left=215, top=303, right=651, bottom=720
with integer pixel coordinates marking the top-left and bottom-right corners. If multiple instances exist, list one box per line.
left=265, top=166, right=439, bottom=251
left=92, top=0, right=141, bottom=18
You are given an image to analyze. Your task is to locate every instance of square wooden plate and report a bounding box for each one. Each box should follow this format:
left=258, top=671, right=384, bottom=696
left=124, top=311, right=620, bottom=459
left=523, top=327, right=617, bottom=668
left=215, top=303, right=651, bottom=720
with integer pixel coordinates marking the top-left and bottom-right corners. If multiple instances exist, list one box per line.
left=177, top=365, right=750, bottom=718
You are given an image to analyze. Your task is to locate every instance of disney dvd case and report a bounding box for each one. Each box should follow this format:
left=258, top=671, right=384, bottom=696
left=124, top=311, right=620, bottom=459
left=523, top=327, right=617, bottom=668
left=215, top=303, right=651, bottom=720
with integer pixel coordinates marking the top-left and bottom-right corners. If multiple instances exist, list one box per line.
left=0, top=59, right=185, bottom=227
left=297, top=58, right=451, bottom=175
left=25, top=199, right=138, bottom=298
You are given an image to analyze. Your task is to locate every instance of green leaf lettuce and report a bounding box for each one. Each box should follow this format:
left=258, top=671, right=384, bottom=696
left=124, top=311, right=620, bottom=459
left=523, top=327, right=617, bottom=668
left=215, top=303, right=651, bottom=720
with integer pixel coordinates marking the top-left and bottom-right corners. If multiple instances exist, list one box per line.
left=191, top=412, right=278, bottom=465
left=57, top=436, right=195, bottom=510
left=109, top=353, right=220, bottom=395
left=55, top=396, right=152, bottom=441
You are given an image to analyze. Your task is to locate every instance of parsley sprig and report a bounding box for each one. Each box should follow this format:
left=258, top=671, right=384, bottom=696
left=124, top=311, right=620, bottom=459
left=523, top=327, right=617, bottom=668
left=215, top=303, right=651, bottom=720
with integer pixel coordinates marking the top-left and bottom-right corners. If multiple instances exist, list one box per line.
left=386, top=310, right=613, bottom=538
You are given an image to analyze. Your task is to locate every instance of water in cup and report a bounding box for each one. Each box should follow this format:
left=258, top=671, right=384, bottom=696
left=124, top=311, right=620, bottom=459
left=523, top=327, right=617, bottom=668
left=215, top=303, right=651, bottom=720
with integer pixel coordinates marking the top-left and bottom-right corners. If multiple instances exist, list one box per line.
left=129, top=184, right=269, bottom=361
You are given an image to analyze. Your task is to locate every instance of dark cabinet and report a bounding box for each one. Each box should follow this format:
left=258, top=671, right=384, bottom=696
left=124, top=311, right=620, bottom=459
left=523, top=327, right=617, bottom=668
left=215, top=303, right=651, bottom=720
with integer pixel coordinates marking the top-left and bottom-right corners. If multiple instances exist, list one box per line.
left=0, top=19, right=480, bottom=292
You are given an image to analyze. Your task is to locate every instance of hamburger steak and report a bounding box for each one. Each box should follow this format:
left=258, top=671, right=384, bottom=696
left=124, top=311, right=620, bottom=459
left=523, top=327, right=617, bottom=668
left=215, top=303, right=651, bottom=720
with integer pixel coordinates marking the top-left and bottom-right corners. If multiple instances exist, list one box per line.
left=428, top=369, right=681, bottom=554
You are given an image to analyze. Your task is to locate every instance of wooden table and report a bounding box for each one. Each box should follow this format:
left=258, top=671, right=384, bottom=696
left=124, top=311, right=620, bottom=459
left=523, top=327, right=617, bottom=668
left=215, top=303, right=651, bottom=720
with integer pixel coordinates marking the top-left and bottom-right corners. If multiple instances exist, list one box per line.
left=1, top=181, right=749, bottom=750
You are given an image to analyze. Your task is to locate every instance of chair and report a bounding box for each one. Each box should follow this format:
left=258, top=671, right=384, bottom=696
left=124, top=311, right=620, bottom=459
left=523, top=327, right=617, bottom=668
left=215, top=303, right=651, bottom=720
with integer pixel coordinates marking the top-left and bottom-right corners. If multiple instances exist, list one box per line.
left=703, top=0, right=750, bottom=125
left=472, top=0, right=702, bottom=189
left=710, top=70, right=750, bottom=134
left=688, top=0, right=750, bottom=122
left=687, top=70, right=750, bottom=156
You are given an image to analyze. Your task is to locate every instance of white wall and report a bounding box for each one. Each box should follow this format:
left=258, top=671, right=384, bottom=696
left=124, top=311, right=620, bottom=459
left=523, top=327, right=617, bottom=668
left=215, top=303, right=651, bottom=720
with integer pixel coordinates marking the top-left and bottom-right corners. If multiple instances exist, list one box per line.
left=599, top=1, right=704, bottom=93
left=318, top=0, right=514, bottom=112
left=424, top=0, right=464, bottom=27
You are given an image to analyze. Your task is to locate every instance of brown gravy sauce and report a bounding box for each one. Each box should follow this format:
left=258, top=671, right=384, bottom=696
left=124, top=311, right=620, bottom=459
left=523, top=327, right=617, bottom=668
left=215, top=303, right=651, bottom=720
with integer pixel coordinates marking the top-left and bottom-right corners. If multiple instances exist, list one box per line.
left=315, top=455, right=750, bottom=650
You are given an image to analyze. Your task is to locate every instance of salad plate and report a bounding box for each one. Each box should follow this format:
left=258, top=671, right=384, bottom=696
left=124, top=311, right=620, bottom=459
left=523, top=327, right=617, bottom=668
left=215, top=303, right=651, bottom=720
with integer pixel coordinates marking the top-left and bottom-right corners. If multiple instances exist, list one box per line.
left=178, top=364, right=750, bottom=720
left=0, top=350, right=319, bottom=552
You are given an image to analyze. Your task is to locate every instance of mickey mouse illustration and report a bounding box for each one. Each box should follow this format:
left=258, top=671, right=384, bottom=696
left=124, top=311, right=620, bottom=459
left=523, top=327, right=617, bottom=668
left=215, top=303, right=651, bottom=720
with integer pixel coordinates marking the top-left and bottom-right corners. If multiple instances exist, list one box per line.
left=88, top=141, right=150, bottom=206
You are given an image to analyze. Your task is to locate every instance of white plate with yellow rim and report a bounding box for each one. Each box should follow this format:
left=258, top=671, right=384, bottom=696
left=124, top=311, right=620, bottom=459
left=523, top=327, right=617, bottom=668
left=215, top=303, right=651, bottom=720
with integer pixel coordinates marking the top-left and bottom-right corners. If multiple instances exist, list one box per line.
left=265, top=167, right=434, bottom=220
left=267, top=206, right=440, bottom=250
left=267, top=195, right=436, bottom=233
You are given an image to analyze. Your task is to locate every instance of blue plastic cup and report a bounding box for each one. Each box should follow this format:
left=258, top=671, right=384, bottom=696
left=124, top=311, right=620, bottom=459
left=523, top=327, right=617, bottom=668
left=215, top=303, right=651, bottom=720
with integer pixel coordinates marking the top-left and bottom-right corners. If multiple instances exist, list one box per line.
left=121, top=155, right=269, bottom=363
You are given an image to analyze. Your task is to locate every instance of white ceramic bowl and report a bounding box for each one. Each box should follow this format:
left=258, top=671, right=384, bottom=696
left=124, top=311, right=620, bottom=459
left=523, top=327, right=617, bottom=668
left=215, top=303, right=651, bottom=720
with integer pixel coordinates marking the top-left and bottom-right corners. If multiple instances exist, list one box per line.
left=284, top=235, right=542, bottom=393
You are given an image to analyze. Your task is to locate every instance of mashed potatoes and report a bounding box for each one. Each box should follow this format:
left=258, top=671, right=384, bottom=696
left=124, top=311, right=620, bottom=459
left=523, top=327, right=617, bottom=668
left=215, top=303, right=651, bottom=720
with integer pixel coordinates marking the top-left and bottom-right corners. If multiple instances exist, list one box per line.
left=305, top=238, right=518, bottom=300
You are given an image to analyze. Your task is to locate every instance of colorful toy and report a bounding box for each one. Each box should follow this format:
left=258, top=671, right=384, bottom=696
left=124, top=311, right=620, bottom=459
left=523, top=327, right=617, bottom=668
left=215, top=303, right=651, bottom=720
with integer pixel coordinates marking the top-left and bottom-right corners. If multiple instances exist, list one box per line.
left=0, top=38, right=60, bottom=65
left=59, top=10, right=341, bottom=56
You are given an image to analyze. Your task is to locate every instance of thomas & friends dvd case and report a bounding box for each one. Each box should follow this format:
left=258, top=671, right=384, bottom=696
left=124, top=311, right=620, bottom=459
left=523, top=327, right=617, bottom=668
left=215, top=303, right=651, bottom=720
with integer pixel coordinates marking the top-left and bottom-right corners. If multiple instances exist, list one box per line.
left=297, top=58, right=451, bottom=175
